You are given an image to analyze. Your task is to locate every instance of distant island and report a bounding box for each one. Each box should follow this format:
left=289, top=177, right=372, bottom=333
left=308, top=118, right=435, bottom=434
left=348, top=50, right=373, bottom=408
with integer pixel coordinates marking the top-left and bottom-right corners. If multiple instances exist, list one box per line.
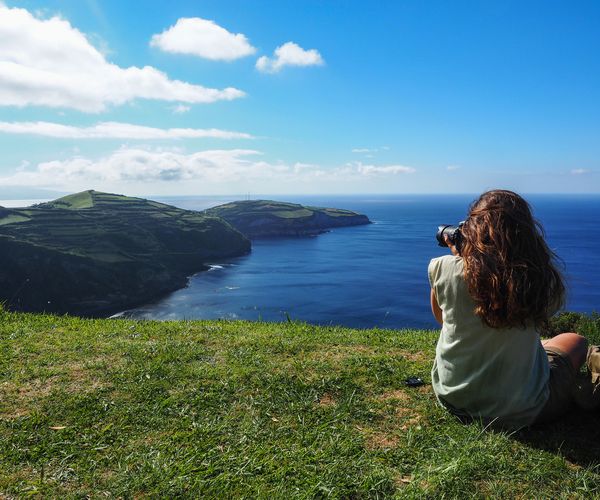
left=0, top=191, right=370, bottom=316
left=204, top=199, right=370, bottom=238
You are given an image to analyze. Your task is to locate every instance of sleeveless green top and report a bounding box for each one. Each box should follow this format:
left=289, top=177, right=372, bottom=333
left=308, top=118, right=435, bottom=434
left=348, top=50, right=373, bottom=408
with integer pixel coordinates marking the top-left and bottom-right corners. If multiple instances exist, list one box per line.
left=428, top=255, right=550, bottom=429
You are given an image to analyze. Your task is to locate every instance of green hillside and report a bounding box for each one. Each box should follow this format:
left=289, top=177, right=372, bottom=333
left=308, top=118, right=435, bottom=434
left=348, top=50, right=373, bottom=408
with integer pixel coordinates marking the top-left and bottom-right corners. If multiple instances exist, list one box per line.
left=43, top=190, right=95, bottom=209
left=204, top=199, right=371, bottom=238
left=0, top=191, right=250, bottom=315
left=1, top=311, right=599, bottom=497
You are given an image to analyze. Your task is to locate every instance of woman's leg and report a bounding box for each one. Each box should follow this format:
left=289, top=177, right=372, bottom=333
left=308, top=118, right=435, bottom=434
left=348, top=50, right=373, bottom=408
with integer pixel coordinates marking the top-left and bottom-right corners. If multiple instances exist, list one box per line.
left=542, top=332, right=588, bottom=371
left=535, top=333, right=590, bottom=423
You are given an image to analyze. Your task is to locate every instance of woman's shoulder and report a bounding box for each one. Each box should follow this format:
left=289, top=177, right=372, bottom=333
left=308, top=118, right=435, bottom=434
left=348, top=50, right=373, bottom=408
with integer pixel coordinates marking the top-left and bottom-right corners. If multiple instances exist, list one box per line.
left=430, top=254, right=462, bottom=265
left=428, top=255, right=463, bottom=287
left=429, top=254, right=463, bottom=272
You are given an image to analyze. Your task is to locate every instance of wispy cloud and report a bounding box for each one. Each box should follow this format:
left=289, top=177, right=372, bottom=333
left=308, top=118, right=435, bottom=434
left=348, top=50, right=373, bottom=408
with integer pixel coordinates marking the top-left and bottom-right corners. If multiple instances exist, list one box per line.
left=355, top=162, right=415, bottom=175
left=0, top=148, right=415, bottom=190
left=351, top=146, right=390, bottom=154
left=170, top=104, right=191, bottom=114
left=0, top=5, right=244, bottom=112
left=256, top=42, right=324, bottom=73
left=571, top=168, right=591, bottom=175
left=446, top=165, right=461, bottom=171
left=0, top=121, right=253, bottom=140
left=150, top=17, right=256, bottom=61
left=4, top=148, right=266, bottom=186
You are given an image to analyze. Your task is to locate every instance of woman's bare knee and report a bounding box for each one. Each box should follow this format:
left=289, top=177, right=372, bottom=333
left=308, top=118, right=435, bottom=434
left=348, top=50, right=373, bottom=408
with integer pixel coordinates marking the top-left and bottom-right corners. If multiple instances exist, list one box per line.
left=544, top=332, right=588, bottom=370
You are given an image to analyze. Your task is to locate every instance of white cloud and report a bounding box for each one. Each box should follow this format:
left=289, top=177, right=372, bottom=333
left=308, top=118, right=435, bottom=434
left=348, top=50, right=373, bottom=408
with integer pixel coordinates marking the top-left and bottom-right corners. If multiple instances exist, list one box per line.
left=446, top=165, right=461, bottom=171
left=0, top=148, right=279, bottom=187
left=293, top=162, right=323, bottom=175
left=171, top=104, right=191, bottom=114
left=571, top=168, right=590, bottom=175
left=0, top=148, right=415, bottom=191
left=351, top=147, right=390, bottom=154
left=0, top=121, right=253, bottom=140
left=150, top=17, right=256, bottom=61
left=16, top=160, right=30, bottom=172
left=0, top=5, right=244, bottom=112
left=355, top=162, right=415, bottom=175
left=256, top=42, right=324, bottom=73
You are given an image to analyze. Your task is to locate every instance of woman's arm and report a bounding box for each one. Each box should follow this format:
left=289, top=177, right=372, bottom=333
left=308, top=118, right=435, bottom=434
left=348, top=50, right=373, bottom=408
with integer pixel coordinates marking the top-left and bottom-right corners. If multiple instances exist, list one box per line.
left=430, top=288, right=443, bottom=325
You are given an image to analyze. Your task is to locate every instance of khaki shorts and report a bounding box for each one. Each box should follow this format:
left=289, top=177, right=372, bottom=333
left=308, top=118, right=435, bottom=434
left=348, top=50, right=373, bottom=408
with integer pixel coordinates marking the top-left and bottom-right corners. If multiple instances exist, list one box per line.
left=534, top=347, right=576, bottom=424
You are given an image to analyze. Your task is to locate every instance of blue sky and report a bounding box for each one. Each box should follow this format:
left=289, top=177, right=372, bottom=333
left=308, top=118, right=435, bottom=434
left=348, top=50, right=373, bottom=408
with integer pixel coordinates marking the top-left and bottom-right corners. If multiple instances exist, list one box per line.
left=0, top=0, right=599, bottom=198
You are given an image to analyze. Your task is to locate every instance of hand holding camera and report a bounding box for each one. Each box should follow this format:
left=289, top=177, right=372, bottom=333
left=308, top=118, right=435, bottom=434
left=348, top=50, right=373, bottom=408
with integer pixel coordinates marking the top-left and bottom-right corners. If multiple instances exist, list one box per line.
left=436, top=222, right=464, bottom=255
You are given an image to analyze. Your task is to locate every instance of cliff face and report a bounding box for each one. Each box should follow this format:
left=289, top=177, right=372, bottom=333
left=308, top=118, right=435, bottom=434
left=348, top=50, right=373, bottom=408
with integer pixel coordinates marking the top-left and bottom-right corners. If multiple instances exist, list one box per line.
left=204, top=200, right=371, bottom=239
left=0, top=191, right=250, bottom=316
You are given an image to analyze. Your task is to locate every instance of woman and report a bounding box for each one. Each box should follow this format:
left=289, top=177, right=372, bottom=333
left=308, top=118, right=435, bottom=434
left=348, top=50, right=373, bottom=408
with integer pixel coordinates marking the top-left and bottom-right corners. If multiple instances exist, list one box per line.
left=428, top=189, right=590, bottom=429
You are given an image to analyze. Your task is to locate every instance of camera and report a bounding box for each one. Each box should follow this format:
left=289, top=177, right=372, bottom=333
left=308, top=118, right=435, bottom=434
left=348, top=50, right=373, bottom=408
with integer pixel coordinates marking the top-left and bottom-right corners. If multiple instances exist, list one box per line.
left=436, top=222, right=465, bottom=254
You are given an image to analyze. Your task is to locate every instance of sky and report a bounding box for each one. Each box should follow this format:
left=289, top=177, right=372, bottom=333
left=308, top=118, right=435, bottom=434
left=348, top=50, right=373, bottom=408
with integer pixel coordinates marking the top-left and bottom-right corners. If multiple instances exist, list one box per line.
left=0, top=0, right=599, bottom=199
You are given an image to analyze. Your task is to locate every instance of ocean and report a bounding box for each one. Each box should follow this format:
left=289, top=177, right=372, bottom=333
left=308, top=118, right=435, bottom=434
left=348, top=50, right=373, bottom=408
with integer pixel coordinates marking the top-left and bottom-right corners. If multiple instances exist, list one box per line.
left=120, top=194, right=599, bottom=330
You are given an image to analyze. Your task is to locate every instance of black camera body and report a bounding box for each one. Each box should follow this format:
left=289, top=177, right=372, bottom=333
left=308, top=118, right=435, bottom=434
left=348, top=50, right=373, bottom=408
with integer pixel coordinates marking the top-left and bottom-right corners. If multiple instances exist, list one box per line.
left=436, top=222, right=465, bottom=254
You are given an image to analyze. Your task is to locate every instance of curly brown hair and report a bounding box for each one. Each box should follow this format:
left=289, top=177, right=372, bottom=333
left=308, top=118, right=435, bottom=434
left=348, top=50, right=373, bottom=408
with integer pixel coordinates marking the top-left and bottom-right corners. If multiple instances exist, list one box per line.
left=460, top=190, right=565, bottom=330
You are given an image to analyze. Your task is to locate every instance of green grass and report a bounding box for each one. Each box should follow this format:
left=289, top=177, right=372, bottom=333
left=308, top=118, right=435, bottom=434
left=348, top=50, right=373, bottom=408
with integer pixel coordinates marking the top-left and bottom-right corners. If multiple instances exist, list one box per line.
left=1, top=311, right=599, bottom=498
left=0, top=214, right=30, bottom=225
left=308, top=206, right=358, bottom=217
left=45, top=191, right=94, bottom=209
left=207, top=200, right=315, bottom=220
left=272, top=208, right=314, bottom=218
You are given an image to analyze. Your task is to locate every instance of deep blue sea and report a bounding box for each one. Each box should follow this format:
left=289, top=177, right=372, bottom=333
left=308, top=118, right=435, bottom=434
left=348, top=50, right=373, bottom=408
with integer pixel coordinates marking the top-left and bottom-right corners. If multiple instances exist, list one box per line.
left=122, top=194, right=600, bottom=329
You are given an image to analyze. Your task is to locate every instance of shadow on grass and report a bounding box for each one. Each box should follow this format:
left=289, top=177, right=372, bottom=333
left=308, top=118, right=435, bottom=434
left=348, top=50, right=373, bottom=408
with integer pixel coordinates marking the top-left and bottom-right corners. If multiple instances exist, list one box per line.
left=515, top=410, right=600, bottom=468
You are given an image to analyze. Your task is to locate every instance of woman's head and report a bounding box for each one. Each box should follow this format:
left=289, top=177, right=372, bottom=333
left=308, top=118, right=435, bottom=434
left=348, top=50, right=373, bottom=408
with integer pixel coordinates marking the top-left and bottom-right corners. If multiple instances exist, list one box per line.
left=460, top=190, right=564, bottom=330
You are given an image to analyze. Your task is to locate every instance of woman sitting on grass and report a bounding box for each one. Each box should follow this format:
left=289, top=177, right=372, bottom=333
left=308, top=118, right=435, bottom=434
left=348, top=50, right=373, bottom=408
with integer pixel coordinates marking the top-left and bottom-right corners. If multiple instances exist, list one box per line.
left=428, top=189, right=596, bottom=429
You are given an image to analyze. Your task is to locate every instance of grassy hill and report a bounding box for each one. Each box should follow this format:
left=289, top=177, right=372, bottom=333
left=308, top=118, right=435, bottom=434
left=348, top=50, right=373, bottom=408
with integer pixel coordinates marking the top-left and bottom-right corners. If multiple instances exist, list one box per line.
left=0, top=191, right=250, bottom=315
left=1, top=311, right=599, bottom=497
left=204, top=200, right=371, bottom=238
